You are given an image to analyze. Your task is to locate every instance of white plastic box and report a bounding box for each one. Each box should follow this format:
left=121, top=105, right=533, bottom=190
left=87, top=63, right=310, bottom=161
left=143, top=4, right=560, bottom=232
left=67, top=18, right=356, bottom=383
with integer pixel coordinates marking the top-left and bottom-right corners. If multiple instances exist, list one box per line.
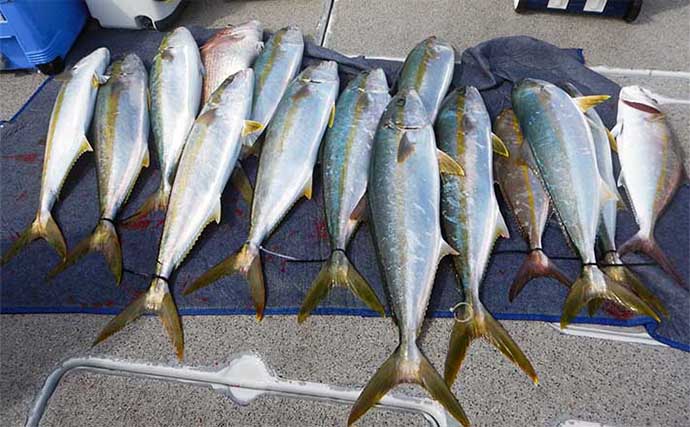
left=85, top=0, right=186, bottom=30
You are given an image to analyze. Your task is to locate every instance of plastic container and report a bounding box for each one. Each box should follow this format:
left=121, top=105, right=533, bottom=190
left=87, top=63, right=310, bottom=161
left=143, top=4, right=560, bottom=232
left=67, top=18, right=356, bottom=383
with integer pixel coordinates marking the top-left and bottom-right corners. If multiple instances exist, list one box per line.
left=514, top=0, right=643, bottom=22
left=0, top=0, right=88, bottom=74
left=85, top=0, right=187, bottom=31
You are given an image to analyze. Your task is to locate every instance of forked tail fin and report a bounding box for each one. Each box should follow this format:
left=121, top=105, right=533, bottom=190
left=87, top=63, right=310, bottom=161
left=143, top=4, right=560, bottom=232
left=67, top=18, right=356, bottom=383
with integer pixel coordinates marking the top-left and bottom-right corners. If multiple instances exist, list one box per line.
left=508, top=249, right=571, bottom=302
left=348, top=343, right=469, bottom=427
left=619, top=231, right=688, bottom=290
left=46, top=220, right=122, bottom=284
left=561, top=265, right=661, bottom=329
left=94, top=277, right=183, bottom=360
left=183, top=242, right=265, bottom=320
left=1, top=211, right=66, bottom=266
left=444, top=300, right=538, bottom=388
left=601, top=252, right=668, bottom=317
left=121, top=185, right=170, bottom=225
left=298, top=250, right=385, bottom=323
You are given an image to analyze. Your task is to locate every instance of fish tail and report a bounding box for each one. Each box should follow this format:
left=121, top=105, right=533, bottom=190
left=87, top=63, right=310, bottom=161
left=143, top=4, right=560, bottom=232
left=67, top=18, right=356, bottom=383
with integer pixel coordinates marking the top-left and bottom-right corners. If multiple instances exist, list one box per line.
left=619, top=231, right=688, bottom=290
left=444, top=300, right=538, bottom=387
left=508, top=249, right=571, bottom=302
left=121, top=185, right=169, bottom=225
left=348, top=343, right=469, bottom=427
left=561, top=265, right=661, bottom=329
left=94, top=277, right=183, bottom=360
left=183, top=242, right=265, bottom=320
left=298, top=250, right=385, bottom=324
left=601, top=259, right=668, bottom=318
left=1, top=211, right=66, bottom=266
left=46, top=220, right=122, bottom=284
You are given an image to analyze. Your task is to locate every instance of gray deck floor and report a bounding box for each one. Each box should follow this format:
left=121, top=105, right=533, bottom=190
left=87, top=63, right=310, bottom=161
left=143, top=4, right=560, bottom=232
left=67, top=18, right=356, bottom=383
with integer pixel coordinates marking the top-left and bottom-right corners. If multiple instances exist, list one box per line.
left=1, top=1, right=689, bottom=426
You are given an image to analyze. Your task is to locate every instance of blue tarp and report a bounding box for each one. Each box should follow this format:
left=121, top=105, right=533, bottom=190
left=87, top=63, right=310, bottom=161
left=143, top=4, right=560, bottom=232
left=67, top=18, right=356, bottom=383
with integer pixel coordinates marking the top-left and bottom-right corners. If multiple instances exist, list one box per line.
left=1, top=28, right=687, bottom=351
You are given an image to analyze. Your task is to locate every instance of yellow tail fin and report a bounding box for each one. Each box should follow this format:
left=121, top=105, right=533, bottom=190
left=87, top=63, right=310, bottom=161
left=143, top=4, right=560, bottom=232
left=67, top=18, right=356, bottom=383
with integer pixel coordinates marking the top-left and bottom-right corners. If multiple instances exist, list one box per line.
left=298, top=250, right=385, bottom=323
left=121, top=185, right=170, bottom=225
left=561, top=265, right=660, bottom=329
left=183, top=242, right=265, bottom=320
left=445, top=300, right=538, bottom=387
left=1, top=211, right=66, bottom=266
left=46, top=220, right=122, bottom=284
left=348, top=343, right=469, bottom=427
left=601, top=253, right=668, bottom=317
left=94, top=277, right=183, bottom=360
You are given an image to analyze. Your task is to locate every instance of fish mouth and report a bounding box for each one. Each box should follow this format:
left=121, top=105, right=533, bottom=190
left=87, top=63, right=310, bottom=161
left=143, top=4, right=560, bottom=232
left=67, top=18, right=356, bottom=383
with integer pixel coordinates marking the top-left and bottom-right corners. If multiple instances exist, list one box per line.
left=622, top=99, right=662, bottom=114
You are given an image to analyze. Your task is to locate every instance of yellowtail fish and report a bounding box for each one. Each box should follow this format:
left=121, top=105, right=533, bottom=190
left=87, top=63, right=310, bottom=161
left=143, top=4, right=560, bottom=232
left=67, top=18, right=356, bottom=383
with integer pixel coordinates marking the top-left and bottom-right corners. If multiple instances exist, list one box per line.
left=1, top=48, right=110, bottom=266
left=123, top=27, right=203, bottom=225
left=347, top=88, right=468, bottom=427
left=183, top=61, right=339, bottom=319
left=493, top=108, right=570, bottom=301
left=47, top=54, right=150, bottom=285
left=298, top=68, right=390, bottom=322
left=437, top=88, right=538, bottom=387
left=94, top=70, right=259, bottom=359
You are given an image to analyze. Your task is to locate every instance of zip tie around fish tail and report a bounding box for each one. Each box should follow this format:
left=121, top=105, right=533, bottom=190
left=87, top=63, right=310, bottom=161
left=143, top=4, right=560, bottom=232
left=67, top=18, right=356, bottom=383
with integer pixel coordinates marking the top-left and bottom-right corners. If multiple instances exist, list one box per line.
left=450, top=302, right=473, bottom=323
left=151, top=274, right=169, bottom=282
left=99, top=217, right=116, bottom=225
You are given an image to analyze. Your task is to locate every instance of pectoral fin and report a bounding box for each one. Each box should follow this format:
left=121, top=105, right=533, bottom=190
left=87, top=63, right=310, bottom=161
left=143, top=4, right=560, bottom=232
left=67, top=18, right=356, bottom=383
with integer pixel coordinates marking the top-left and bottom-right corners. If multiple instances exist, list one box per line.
left=142, top=147, right=150, bottom=168
left=303, top=175, right=313, bottom=200
left=440, top=239, right=459, bottom=258
left=607, top=129, right=618, bottom=152
left=491, top=133, right=510, bottom=158
left=611, top=121, right=623, bottom=138
left=573, top=95, right=611, bottom=112
left=80, top=136, right=94, bottom=155
left=328, top=104, right=336, bottom=128
left=397, top=133, right=415, bottom=163
left=349, top=195, right=367, bottom=222
left=495, top=209, right=510, bottom=239
left=599, top=178, right=618, bottom=204
left=242, top=120, right=264, bottom=137
left=437, top=149, right=465, bottom=176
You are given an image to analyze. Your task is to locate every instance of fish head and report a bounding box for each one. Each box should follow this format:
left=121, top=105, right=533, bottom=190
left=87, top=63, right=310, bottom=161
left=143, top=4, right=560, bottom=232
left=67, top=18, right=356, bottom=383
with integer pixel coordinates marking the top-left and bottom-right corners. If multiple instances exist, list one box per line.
left=299, top=61, right=338, bottom=83
left=382, top=88, right=429, bottom=129
left=113, top=53, right=146, bottom=79
left=162, top=27, right=196, bottom=52
left=71, top=47, right=110, bottom=76
left=619, top=85, right=663, bottom=114
left=421, top=36, right=453, bottom=55
left=357, top=68, right=390, bottom=93
left=279, top=25, right=304, bottom=45
left=512, top=78, right=561, bottom=115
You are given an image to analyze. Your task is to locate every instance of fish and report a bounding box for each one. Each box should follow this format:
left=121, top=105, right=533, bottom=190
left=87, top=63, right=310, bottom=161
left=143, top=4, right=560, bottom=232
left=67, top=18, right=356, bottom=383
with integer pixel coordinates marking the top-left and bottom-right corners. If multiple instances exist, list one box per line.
left=397, top=36, right=454, bottom=122
left=94, top=69, right=259, bottom=359
left=561, top=82, right=667, bottom=317
left=245, top=25, right=304, bottom=151
left=511, top=78, right=659, bottom=328
left=201, top=20, right=264, bottom=104
left=493, top=108, right=571, bottom=301
left=347, top=88, right=468, bottom=427
left=614, top=85, right=687, bottom=289
left=1, top=47, right=110, bottom=266
left=183, top=61, right=340, bottom=319
left=298, top=69, right=390, bottom=323
left=436, top=88, right=537, bottom=387
left=123, top=27, right=203, bottom=225
left=46, top=54, right=150, bottom=285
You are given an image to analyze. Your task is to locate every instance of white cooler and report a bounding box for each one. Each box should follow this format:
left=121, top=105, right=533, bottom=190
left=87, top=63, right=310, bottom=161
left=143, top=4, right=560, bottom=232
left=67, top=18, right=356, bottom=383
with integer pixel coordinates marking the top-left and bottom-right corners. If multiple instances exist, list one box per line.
left=85, top=0, right=187, bottom=30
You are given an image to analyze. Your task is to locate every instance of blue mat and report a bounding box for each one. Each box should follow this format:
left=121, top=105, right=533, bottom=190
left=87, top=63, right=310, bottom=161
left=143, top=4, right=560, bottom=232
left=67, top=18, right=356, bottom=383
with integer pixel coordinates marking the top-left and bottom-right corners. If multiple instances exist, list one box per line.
left=0, top=28, right=687, bottom=352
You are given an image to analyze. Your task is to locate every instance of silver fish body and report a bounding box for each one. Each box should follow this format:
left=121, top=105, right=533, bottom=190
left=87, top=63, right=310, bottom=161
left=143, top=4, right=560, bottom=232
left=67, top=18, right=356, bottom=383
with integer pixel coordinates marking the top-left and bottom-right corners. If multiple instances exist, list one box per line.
left=347, top=88, right=469, bottom=427
left=615, top=85, right=686, bottom=288
left=247, top=25, right=304, bottom=148
left=46, top=53, right=150, bottom=285
left=95, top=69, right=256, bottom=359
left=397, top=36, right=454, bottom=122
left=512, top=79, right=658, bottom=326
left=201, top=20, right=264, bottom=104
left=1, top=47, right=110, bottom=265
left=125, top=27, right=203, bottom=224
left=437, top=88, right=536, bottom=386
left=183, top=61, right=339, bottom=320
left=297, top=68, right=390, bottom=322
